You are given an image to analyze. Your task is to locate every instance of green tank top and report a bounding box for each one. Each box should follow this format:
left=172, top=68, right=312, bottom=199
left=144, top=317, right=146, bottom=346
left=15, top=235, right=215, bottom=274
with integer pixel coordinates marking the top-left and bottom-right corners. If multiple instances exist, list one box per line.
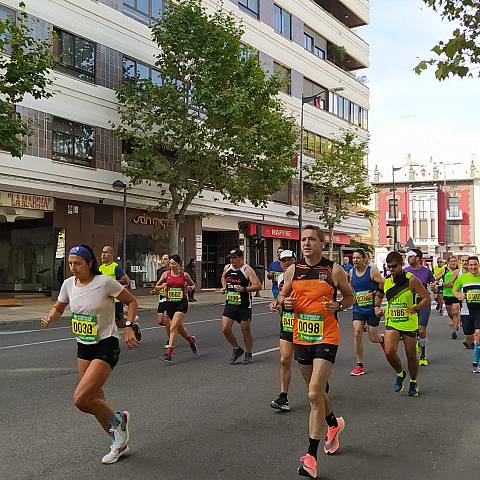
left=384, top=272, right=418, bottom=332
left=443, top=269, right=455, bottom=297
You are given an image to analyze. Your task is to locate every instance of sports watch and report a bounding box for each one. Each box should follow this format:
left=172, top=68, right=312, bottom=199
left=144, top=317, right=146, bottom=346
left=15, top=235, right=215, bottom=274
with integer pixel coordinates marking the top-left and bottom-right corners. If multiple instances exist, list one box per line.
left=125, top=320, right=134, bottom=328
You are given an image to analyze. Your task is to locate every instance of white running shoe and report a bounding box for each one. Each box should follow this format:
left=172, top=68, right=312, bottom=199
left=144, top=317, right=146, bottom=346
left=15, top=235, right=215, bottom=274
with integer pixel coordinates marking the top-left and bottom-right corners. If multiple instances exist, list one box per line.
left=101, top=444, right=129, bottom=464
left=111, top=411, right=130, bottom=450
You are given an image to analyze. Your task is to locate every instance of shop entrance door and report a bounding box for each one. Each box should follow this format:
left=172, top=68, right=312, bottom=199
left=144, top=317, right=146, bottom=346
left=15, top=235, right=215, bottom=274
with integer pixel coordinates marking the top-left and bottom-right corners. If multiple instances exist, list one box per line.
left=202, top=244, right=218, bottom=289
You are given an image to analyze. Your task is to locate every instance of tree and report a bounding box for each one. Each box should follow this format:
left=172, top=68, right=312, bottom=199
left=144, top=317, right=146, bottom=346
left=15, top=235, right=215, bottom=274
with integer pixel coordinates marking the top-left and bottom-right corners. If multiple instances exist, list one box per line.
left=305, top=130, right=373, bottom=260
left=0, top=2, right=54, bottom=157
left=113, top=0, right=297, bottom=253
left=415, top=0, right=480, bottom=80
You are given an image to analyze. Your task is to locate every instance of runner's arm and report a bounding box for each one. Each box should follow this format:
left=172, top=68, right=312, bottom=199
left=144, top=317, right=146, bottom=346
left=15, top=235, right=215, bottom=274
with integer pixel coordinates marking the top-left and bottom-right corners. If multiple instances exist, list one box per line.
left=452, top=276, right=466, bottom=301
left=152, top=272, right=167, bottom=293
left=117, top=288, right=138, bottom=322
left=245, top=266, right=262, bottom=292
left=118, top=273, right=131, bottom=288
left=221, top=264, right=229, bottom=291
left=41, top=300, right=68, bottom=328
left=370, top=266, right=385, bottom=290
left=410, top=276, right=430, bottom=310
left=332, top=263, right=355, bottom=311
left=184, top=272, right=196, bottom=290
left=276, top=264, right=295, bottom=309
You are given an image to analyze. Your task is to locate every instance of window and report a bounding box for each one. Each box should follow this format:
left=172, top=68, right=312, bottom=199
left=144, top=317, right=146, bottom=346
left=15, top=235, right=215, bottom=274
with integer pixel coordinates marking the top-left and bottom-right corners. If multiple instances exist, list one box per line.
left=273, top=62, right=291, bottom=95
left=52, top=117, right=95, bottom=167
left=0, top=5, right=15, bottom=54
left=123, top=57, right=162, bottom=84
left=123, top=0, right=163, bottom=25
left=314, top=46, right=326, bottom=60
left=238, top=0, right=259, bottom=19
left=304, top=33, right=314, bottom=53
left=240, top=43, right=259, bottom=62
left=419, top=219, right=428, bottom=240
left=418, top=200, right=427, bottom=219
left=448, top=196, right=459, bottom=217
left=53, top=28, right=95, bottom=83
left=274, top=4, right=291, bottom=39
left=388, top=199, right=398, bottom=219
left=303, top=78, right=326, bottom=110
left=303, top=130, right=330, bottom=158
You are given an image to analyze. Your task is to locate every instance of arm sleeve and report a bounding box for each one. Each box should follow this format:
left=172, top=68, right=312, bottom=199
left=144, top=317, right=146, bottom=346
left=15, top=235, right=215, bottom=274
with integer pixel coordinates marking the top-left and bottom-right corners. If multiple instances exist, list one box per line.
left=58, top=279, right=70, bottom=304
left=104, top=276, right=125, bottom=298
left=115, top=265, right=126, bottom=279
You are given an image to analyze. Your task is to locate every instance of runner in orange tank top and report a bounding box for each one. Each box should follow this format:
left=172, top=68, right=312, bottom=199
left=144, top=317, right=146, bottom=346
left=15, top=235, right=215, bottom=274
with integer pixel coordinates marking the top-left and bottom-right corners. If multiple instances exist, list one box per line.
left=276, top=225, right=354, bottom=479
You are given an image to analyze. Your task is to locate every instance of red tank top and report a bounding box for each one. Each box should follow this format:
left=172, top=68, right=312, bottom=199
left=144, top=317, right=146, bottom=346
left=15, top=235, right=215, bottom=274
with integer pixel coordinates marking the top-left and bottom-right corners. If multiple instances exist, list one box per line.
left=166, top=271, right=186, bottom=302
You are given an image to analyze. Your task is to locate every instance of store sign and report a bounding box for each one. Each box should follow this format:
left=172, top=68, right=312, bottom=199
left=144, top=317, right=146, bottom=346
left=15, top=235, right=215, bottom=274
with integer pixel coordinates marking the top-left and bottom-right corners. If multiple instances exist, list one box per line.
left=0, top=191, right=54, bottom=211
left=132, top=214, right=170, bottom=229
left=248, top=224, right=351, bottom=245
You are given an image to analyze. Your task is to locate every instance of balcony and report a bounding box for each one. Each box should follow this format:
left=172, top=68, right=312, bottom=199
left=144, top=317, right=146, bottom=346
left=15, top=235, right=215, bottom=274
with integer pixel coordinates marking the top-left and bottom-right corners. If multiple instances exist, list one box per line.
left=447, top=209, right=463, bottom=221
left=311, top=0, right=368, bottom=28
left=385, top=211, right=401, bottom=222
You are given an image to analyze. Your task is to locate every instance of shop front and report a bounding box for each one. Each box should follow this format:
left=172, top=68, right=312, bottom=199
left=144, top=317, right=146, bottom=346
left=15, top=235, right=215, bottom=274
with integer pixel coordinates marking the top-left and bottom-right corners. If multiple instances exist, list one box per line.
left=0, top=191, right=55, bottom=293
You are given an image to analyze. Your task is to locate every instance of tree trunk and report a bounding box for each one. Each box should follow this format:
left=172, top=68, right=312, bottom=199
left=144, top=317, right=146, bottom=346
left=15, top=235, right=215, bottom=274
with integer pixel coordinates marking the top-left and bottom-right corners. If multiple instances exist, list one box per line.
left=168, top=218, right=180, bottom=255
left=328, top=224, right=335, bottom=260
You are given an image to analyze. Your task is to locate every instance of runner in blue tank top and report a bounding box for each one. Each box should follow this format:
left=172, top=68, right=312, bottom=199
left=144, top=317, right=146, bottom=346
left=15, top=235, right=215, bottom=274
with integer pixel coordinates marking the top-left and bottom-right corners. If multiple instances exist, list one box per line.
left=349, top=249, right=385, bottom=376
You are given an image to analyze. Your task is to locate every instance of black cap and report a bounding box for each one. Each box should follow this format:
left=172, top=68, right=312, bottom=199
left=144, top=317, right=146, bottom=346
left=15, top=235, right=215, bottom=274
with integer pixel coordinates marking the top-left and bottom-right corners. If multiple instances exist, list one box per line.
left=226, top=248, right=243, bottom=259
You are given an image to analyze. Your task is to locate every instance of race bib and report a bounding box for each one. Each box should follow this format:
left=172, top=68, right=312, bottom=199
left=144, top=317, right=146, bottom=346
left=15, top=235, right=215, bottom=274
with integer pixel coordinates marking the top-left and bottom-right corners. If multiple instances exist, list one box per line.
left=466, top=289, right=480, bottom=303
left=297, top=313, right=324, bottom=343
left=274, top=271, right=282, bottom=282
left=168, top=287, right=184, bottom=302
left=355, top=290, right=373, bottom=307
left=226, top=290, right=241, bottom=305
left=71, top=313, right=98, bottom=343
left=158, top=285, right=166, bottom=302
left=388, top=303, right=408, bottom=322
left=281, top=311, right=294, bottom=333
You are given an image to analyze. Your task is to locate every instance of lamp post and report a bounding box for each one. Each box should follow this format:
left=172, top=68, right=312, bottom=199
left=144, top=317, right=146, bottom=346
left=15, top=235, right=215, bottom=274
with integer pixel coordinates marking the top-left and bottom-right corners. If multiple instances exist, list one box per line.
left=439, top=161, right=461, bottom=258
left=112, top=180, right=127, bottom=269
left=298, top=86, right=344, bottom=257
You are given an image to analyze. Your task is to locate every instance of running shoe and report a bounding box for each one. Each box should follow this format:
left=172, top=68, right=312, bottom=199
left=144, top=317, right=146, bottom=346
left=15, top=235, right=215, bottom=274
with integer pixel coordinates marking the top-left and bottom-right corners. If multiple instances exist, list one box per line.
left=464, top=341, right=474, bottom=350
left=324, top=416, right=345, bottom=454
left=133, top=316, right=142, bottom=342
left=298, top=454, right=317, bottom=479
left=419, top=358, right=429, bottom=366
left=451, top=330, right=458, bottom=340
left=230, top=347, right=244, bottom=364
left=472, top=364, right=480, bottom=373
left=101, top=444, right=129, bottom=464
left=408, top=381, right=419, bottom=397
left=111, top=411, right=129, bottom=451
left=271, top=394, right=290, bottom=411
left=163, top=342, right=169, bottom=349
left=394, top=371, right=406, bottom=393
left=243, top=352, right=253, bottom=364
left=160, top=352, right=173, bottom=363
left=350, top=364, right=365, bottom=376
left=189, top=336, right=198, bottom=356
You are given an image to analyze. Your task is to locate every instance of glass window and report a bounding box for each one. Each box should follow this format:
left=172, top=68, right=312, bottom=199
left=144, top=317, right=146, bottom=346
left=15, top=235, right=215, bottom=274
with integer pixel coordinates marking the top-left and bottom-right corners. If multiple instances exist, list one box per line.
left=151, top=69, right=162, bottom=85
left=123, top=0, right=163, bottom=24
left=122, top=58, right=136, bottom=79
left=388, top=199, right=398, bottom=218
left=123, top=56, right=162, bottom=85
left=238, top=0, right=259, bottom=19
left=448, top=196, right=459, bottom=217
left=273, top=61, right=291, bottom=95
left=343, top=99, right=350, bottom=121
left=136, top=62, right=150, bottom=80
left=304, top=33, right=314, bottom=53
left=53, top=28, right=96, bottom=83
left=0, top=5, right=15, bottom=54
left=314, top=46, right=326, bottom=60
left=52, top=117, right=95, bottom=167
left=273, top=4, right=291, bottom=39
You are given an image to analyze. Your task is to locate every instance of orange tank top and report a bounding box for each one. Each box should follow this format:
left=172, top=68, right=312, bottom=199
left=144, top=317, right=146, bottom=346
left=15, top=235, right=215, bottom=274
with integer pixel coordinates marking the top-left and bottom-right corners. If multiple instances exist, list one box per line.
left=292, top=257, right=339, bottom=346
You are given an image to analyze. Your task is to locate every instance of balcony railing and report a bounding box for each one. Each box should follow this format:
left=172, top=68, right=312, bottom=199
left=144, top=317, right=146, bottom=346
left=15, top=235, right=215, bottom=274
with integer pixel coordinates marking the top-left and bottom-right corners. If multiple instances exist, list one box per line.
left=447, top=209, right=463, bottom=221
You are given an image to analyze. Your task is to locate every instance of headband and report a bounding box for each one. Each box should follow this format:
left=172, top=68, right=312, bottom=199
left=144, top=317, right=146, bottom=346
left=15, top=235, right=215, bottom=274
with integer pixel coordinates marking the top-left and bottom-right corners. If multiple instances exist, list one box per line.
left=69, top=245, right=93, bottom=262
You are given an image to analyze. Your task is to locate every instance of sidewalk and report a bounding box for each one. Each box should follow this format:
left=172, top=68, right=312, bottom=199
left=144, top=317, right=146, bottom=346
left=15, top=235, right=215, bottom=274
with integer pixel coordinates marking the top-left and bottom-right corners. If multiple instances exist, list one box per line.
left=0, top=289, right=274, bottom=325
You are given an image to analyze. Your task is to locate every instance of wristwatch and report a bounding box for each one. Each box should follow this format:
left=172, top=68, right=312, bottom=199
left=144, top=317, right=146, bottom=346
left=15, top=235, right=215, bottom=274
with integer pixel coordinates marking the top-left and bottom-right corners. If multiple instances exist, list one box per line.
left=337, top=302, right=344, bottom=311
left=125, top=320, right=134, bottom=328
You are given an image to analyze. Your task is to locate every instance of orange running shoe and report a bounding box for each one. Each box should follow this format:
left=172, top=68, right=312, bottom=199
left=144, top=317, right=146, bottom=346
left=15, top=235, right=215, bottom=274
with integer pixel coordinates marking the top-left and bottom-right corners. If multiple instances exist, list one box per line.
left=298, top=454, right=317, bottom=478
left=324, top=416, right=345, bottom=454
left=350, top=364, right=365, bottom=376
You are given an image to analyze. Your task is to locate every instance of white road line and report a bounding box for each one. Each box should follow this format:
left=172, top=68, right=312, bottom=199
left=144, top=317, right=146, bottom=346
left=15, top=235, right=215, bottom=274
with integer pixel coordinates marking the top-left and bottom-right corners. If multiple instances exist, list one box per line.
left=0, top=312, right=275, bottom=350
left=252, top=347, right=280, bottom=356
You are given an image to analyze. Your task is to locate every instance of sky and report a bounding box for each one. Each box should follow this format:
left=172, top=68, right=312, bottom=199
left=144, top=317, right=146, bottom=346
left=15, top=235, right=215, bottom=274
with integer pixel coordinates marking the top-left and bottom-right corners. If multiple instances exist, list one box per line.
left=363, top=0, right=479, bottom=181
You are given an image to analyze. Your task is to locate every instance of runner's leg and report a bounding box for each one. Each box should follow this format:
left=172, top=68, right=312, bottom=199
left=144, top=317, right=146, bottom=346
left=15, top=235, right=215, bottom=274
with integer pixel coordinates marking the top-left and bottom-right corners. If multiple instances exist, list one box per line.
left=221, top=316, right=239, bottom=348
left=240, top=319, right=253, bottom=353
left=352, top=320, right=364, bottom=365
left=384, top=329, right=402, bottom=372
left=403, top=334, right=419, bottom=380
left=169, top=311, right=186, bottom=349
left=279, top=339, right=294, bottom=393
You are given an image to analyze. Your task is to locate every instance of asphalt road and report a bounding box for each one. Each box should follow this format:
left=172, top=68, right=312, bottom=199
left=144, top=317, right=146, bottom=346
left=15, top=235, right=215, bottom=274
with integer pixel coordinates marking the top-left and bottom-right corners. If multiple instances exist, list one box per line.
left=1, top=300, right=479, bottom=480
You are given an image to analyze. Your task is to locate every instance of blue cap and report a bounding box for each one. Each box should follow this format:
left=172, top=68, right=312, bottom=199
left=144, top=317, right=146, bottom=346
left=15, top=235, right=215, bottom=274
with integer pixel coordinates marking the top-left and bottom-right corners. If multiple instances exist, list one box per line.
left=69, top=245, right=93, bottom=262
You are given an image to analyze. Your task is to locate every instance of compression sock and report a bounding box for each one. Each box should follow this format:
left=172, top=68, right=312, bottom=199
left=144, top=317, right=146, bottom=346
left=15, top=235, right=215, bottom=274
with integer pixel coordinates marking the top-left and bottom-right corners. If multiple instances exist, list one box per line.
left=325, top=412, right=338, bottom=428
left=307, top=437, right=320, bottom=459
left=473, top=343, right=480, bottom=364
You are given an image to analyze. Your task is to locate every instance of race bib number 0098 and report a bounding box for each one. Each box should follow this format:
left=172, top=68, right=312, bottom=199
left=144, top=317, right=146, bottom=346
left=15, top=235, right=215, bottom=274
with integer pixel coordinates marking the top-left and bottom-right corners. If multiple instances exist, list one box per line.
left=466, top=290, right=480, bottom=303
left=297, top=313, right=324, bottom=343
left=71, top=313, right=98, bottom=343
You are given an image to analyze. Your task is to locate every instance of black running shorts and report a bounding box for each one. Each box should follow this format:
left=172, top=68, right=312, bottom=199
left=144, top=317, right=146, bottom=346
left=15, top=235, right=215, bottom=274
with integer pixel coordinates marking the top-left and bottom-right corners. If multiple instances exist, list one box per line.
left=462, top=313, right=480, bottom=335
left=294, top=343, right=338, bottom=366
left=385, top=326, right=417, bottom=338
left=157, top=301, right=167, bottom=314
left=444, top=296, right=461, bottom=305
left=165, top=299, right=188, bottom=319
left=280, top=331, right=293, bottom=343
left=77, top=336, right=120, bottom=370
left=223, top=304, right=252, bottom=323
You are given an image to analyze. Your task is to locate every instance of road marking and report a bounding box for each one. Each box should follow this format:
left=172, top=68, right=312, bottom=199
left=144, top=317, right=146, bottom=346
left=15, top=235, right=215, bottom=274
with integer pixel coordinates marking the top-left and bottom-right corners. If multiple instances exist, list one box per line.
left=252, top=347, right=280, bottom=357
left=0, top=312, right=275, bottom=350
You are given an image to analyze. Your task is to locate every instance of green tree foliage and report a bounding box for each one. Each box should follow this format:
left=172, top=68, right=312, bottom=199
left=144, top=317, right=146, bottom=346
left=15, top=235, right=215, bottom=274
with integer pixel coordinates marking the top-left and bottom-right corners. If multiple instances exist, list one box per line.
left=305, top=130, right=372, bottom=259
left=113, top=0, right=297, bottom=253
left=0, top=3, right=53, bottom=157
left=415, top=0, right=480, bottom=79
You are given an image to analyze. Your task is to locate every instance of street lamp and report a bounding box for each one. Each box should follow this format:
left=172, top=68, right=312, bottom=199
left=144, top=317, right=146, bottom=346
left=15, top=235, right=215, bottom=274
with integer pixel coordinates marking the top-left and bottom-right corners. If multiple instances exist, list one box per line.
left=112, top=179, right=127, bottom=269
left=439, top=161, right=461, bottom=258
left=298, top=86, right=344, bottom=257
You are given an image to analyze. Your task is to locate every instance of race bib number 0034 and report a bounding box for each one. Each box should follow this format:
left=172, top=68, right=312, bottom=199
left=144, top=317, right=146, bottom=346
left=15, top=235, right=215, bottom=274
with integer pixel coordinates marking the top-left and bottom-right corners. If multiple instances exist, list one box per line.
left=71, top=313, right=98, bottom=343
left=297, top=313, right=324, bottom=343
left=466, top=290, right=480, bottom=303
left=281, top=311, right=294, bottom=333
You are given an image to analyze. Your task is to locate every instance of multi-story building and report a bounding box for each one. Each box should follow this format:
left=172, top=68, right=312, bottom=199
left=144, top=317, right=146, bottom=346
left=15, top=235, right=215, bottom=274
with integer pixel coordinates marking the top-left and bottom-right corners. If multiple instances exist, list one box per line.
left=372, top=162, right=479, bottom=263
left=0, top=0, right=370, bottom=294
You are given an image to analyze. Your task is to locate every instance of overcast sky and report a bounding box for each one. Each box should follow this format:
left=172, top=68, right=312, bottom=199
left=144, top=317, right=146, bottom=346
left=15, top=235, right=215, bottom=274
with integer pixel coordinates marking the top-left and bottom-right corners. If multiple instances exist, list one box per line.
left=363, top=0, right=479, bottom=181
